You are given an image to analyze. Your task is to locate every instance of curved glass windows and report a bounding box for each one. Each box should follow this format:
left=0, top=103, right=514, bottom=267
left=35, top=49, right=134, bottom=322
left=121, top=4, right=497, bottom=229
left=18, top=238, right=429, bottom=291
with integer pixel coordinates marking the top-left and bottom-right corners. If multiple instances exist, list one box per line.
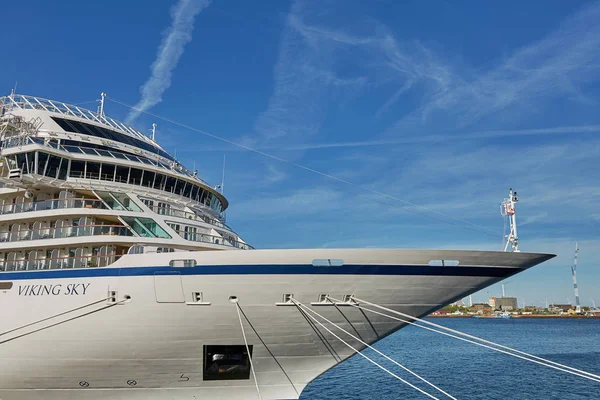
left=86, top=162, right=100, bottom=179
left=51, top=116, right=175, bottom=161
left=111, top=152, right=129, bottom=160
left=129, top=168, right=143, bottom=186
left=115, top=165, right=129, bottom=183
left=9, top=150, right=225, bottom=213
left=102, top=164, right=116, bottom=181
left=165, top=176, right=177, bottom=194
left=70, top=160, right=85, bottom=178
left=142, top=171, right=156, bottom=188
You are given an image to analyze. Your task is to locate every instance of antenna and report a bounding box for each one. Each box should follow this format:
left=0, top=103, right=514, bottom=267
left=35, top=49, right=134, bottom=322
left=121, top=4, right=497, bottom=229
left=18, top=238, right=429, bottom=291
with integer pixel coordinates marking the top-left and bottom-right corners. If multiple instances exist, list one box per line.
left=571, top=242, right=581, bottom=313
left=500, top=188, right=519, bottom=252
left=99, top=92, right=106, bottom=117
left=11, top=82, right=17, bottom=98
left=220, top=154, right=226, bottom=195
left=151, top=123, right=157, bottom=141
left=591, top=298, right=597, bottom=309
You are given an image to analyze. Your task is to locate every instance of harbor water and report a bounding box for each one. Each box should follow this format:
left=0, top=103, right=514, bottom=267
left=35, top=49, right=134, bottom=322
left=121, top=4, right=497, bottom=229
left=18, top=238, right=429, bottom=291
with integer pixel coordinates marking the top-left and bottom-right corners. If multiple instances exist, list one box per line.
left=302, top=318, right=600, bottom=399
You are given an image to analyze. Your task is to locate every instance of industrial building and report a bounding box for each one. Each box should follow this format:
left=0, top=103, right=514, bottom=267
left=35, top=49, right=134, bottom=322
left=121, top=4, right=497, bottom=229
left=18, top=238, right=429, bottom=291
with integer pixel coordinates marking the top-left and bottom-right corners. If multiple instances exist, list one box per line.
left=489, top=297, right=518, bottom=311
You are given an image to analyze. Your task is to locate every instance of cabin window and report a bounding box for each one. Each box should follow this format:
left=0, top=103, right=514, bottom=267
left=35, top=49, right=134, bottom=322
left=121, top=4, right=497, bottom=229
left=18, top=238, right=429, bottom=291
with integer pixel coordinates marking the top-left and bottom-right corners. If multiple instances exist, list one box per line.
left=165, top=176, right=177, bottom=193
left=175, top=179, right=185, bottom=196
left=129, top=168, right=143, bottom=186
left=154, top=173, right=166, bottom=190
left=428, top=260, right=460, bottom=267
left=58, top=158, right=68, bottom=179
left=15, top=153, right=27, bottom=173
left=69, top=160, right=85, bottom=178
left=312, top=259, right=344, bottom=267
left=203, top=345, right=253, bottom=381
left=45, top=155, right=62, bottom=178
left=158, top=202, right=171, bottom=215
left=86, top=162, right=101, bottom=179
left=101, top=164, right=116, bottom=181
left=182, top=182, right=192, bottom=198
left=191, top=186, right=199, bottom=201
left=169, top=259, right=196, bottom=268
left=142, top=171, right=156, bottom=188
left=36, top=152, right=48, bottom=174
left=141, top=199, right=155, bottom=209
left=115, top=165, right=129, bottom=184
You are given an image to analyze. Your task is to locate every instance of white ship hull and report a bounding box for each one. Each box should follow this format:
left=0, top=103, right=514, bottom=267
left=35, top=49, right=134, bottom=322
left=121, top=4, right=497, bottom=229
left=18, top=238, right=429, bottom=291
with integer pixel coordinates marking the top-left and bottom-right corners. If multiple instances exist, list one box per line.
left=0, top=248, right=553, bottom=400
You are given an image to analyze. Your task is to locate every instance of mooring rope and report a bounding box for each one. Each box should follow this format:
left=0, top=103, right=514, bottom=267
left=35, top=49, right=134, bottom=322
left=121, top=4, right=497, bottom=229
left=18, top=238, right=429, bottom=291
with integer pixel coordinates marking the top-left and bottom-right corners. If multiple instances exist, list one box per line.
left=0, top=297, right=129, bottom=346
left=295, top=299, right=457, bottom=399
left=346, top=297, right=600, bottom=383
left=237, top=303, right=300, bottom=396
left=0, top=297, right=112, bottom=338
left=291, top=299, right=442, bottom=400
left=235, top=301, right=263, bottom=400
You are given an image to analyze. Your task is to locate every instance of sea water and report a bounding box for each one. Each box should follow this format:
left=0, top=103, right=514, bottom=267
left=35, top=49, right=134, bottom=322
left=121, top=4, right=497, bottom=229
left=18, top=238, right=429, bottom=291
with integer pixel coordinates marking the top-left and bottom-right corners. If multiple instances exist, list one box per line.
left=302, top=318, right=600, bottom=399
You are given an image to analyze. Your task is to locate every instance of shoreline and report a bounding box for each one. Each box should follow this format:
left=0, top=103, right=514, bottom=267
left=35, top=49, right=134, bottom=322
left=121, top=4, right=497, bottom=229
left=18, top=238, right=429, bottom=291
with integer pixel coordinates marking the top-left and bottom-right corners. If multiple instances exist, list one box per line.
left=427, top=314, right=600, bottom=319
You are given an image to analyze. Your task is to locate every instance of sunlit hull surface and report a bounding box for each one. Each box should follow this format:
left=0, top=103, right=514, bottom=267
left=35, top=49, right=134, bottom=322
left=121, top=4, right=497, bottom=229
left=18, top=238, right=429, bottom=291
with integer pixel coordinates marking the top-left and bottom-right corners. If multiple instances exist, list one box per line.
left=0, top=248, right=553, bottom=400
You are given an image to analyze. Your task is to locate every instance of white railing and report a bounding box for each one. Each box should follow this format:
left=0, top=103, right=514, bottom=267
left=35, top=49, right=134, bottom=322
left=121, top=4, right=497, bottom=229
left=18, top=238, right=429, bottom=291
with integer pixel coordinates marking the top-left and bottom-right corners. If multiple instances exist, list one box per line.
left=0, top=94, right=151, bottom=143
left=172, top=229, right=253, bottom=250
left=151, top=206, right=231, bottom=231
left=0, top=224, right=134, bottom=243
left=0, top=253, right=124, bottom=272
left=0, top=198, right=107, bottom=215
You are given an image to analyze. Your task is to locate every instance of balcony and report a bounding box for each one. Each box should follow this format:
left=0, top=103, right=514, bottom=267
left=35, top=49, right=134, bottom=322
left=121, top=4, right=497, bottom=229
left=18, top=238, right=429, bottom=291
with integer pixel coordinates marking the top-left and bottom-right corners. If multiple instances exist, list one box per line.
left=172, top=229, right=253, bottom=250
left=0, top=198, right=107, bottom=216
left=0, top=224, right=134, bottom=243
left=151, top=206, right=232, bottom=231
left=0, top=253, right=125, bottom=272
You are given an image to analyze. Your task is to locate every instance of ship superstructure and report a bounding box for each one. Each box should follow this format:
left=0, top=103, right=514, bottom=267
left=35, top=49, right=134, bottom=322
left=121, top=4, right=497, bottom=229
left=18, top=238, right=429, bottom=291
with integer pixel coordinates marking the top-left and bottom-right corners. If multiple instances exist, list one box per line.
left=0, top=93, right=250, bottom=274
left=0, top=93, right=554, bottom=400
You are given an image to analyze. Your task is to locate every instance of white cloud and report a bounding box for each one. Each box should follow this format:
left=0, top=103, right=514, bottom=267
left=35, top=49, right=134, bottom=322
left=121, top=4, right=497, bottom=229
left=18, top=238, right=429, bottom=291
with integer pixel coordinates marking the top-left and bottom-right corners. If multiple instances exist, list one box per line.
left=126, top=0, right=211, bottom=123
left=385, top=2, right=600, bottom=135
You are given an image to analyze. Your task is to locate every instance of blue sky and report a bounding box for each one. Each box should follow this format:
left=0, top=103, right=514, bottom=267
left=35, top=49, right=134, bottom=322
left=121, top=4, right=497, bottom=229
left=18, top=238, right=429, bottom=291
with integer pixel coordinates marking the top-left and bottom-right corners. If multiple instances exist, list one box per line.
left=2, top=0, right=599, bottom=307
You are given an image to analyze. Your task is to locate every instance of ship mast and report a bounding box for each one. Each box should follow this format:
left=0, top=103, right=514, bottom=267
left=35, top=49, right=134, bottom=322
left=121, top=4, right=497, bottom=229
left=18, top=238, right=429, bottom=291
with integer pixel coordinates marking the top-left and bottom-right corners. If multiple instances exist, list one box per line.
left=501, top=188, right=519, bottom=252
left=571, top=243, right=581, bottom=313
left=99, top=92, right=106, bottom=117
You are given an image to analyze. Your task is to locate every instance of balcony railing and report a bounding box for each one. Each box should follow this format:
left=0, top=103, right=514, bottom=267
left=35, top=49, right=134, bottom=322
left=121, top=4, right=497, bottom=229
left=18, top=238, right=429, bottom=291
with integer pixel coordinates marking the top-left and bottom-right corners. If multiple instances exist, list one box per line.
left=1, top=135, right=208, bottom=185
left=0, top=253, right=125, bottom=272
left=0, top=198, right=107, bottom=215
left=172, top=229, right=253, bottom=250
left=0, top=224, right=134, bottom=243
left=151, top=206, right=231, bottom=231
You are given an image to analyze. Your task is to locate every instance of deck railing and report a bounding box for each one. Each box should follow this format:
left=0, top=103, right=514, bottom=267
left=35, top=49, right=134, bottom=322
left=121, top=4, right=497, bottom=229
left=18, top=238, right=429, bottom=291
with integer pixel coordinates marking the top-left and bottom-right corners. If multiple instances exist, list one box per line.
left=0, top=198, right=107, bottom=215
left=0, top=224, right=133, bottom=243
left=150, top=206, right=231, bottom=231
left=172, top=229, right=253, bottom=250
left=0, top=253, right=125, bottom=272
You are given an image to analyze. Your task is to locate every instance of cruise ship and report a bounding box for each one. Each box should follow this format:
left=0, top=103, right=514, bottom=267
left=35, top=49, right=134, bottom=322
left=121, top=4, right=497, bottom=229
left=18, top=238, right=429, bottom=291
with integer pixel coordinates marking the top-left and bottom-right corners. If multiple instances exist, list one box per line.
left=0, top=92, right=554, bottom=400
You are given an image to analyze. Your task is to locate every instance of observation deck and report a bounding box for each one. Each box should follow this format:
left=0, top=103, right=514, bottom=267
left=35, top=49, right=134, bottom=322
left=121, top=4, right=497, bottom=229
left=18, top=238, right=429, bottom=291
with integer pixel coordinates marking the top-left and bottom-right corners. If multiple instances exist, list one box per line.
left=0, top=92, right=252, bottom=273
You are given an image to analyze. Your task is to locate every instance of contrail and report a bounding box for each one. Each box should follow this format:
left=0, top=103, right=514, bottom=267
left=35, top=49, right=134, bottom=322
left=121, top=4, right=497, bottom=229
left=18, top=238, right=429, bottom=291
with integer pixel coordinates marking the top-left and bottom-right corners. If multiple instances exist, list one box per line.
left=126, top=0, right=211, bottom=124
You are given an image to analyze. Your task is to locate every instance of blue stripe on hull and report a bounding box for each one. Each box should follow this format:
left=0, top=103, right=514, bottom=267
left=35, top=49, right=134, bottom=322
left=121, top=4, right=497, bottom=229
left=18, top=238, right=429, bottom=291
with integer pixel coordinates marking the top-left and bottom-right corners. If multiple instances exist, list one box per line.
left=0, top=264, right=521, bottom=280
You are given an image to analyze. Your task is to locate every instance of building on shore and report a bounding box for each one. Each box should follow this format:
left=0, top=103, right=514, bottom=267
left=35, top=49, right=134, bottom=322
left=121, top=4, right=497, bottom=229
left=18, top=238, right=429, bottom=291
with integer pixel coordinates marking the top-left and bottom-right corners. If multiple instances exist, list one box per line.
left=469, top=303, right=493, bottom=313
left=490, top=297, right=518, bottom=311
left=549, top=304, right=575, bottom=313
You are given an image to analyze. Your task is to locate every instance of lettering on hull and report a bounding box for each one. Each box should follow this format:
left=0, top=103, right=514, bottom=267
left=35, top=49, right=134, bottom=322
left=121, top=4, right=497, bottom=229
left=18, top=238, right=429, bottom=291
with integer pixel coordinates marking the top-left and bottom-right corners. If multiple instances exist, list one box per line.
left=17, top=283, right=90, bottom=296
